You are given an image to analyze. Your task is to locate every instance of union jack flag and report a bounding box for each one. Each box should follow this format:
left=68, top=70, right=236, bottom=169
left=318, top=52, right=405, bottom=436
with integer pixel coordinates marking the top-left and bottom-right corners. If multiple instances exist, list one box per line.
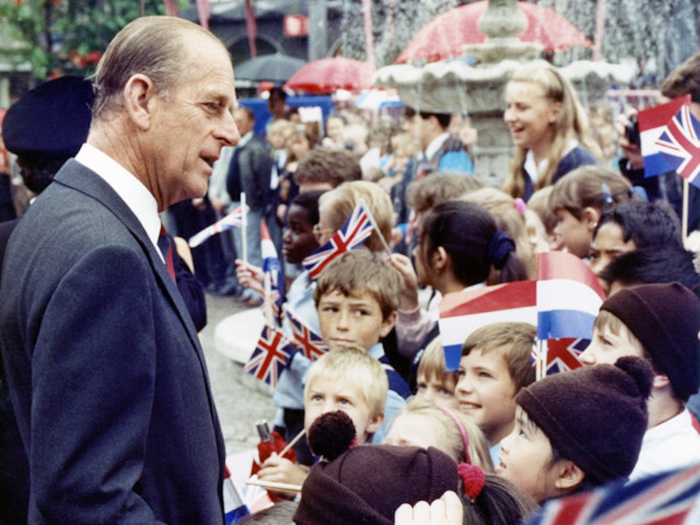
left=544, top=338, right=587, bottom=376
left=287, top=308, right=328, bottom=361
left=189, top=204, right=248, bottom=248
left=260, top=219, right=285, bottom=325
left=302, top=200, right=375, bottom=280
left=655, top=104, right=700, bottom=189
left=243, top=325, right=296, bottom=388
left=526, top=463, right=700, bottom=525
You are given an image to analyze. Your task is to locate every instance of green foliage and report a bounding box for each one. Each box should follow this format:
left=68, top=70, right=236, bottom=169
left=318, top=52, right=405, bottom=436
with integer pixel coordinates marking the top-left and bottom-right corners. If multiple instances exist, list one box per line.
left=0, top=0, right=167, bottom=79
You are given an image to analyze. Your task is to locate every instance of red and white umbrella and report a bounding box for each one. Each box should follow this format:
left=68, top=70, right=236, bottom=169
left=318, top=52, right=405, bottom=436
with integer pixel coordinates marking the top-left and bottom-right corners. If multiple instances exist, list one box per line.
left=396, top=0, right=593, bottom=64
left=285, top=57, right=375, bottom=94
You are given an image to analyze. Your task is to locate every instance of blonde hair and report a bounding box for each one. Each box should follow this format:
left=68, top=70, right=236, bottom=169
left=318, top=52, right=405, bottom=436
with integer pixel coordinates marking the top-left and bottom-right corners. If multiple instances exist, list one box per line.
left=304, top=346, right=388, bottom=421
left=502, top=63, right=602, bottom=198
left=313, top=249, right=401, bottom=321
left=398, top=398, right=494, bottom=471
left=318, top=180, right=393, bottom=253
left=462, top=322, right=536, bottom=392
left=407, top=172, right=485, bottom=215
left=527, top=186, right=557, bottom=235
left=417, top=337, right=458, bottom=393
left=548, top=165, right=633, bottom=219
left=461, top=187, right=537, bottom=279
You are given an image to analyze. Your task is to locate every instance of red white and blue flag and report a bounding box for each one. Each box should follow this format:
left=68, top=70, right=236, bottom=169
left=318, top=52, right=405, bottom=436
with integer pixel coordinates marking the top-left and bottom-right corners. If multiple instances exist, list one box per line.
left=654, top=102, right=700, bottom=189
left=536, top=251, right=605, bottom=342
left=287, top=308, right=328, bottom=361
left=240, top=475, right=275, bottom=514
left=189, top=205, right=248, bottom=248
left=638, top=95, right=692, bottom=179
left=223, top=465, right=250, bottom=524
left=243, top=325, right=296, bottom=388
left=438, top=280, right=537, bottom=371
left=260, top=219, right=285, bottom=324
left=526, top=463, right=700, bottom=525
left=302, top=201, right=375, bottom=280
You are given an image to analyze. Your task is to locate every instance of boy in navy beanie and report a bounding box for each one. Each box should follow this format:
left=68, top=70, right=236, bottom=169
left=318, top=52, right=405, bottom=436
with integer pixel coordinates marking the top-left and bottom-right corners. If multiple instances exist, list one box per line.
left=496, top=357, right=652, bottom=503
left=579, top=282, right=700, bottom=481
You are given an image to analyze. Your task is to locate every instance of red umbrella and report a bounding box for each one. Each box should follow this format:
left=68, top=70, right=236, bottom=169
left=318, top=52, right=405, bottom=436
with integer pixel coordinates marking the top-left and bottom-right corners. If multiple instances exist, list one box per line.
left=396, top=1, right=593, bottom=64
left=285, top=57, right=375, bottom=94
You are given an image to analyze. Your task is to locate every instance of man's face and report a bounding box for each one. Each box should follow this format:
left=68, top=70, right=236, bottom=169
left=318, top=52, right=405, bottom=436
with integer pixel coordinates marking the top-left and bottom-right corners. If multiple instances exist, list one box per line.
left=148, top=35, right=239, bottom=210
left=234, top=108, right=254, bottom=136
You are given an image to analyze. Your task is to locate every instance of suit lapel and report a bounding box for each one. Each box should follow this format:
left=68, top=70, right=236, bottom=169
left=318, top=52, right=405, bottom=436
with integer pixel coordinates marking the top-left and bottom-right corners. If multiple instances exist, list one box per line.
left=54, top=161, right=205, bottom=362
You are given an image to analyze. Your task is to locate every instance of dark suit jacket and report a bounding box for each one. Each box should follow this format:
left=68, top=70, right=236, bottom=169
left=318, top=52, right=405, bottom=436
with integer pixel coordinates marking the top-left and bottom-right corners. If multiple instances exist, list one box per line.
left=228, top=135, right=273, bottom=211
left=0, top=160, right=226, bottom=525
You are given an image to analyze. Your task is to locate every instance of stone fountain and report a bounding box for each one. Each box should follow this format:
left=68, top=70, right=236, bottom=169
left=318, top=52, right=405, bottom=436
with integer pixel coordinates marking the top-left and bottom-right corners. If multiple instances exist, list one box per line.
left=374, top=0, right=634, bottom=187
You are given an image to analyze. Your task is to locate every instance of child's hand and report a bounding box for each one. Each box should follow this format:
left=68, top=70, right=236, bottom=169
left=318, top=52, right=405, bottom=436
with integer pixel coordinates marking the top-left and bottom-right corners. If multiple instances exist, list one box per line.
left=258, top=453, right=309, bottom=497
left=235, top=259, right=264, bottom=294
left=388, top=253, right=420, bottom=311
left=394, top=491, right=463, bottom=525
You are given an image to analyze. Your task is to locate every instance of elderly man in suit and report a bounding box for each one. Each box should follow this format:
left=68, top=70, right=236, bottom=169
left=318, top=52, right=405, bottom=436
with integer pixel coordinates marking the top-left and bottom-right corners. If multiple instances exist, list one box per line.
left=0, top=16, right=239, bottom=525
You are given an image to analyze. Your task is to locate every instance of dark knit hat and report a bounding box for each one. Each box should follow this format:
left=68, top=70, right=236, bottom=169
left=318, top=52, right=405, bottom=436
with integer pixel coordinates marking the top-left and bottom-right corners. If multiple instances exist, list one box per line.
left=600, top=282, right=700, bottom=401
left=516, top=356, right=653, bottom=485
left=294, top=444, right=459, bottom=525
left=2, top=75, right=93, bottom=160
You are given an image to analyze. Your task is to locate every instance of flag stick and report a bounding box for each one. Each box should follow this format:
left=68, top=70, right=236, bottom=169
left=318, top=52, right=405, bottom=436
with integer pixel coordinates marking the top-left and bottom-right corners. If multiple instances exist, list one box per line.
left=263, top=272, right=273, bottom=327
left=241, top=192, right=248, bottom=263
left=682, top=178, right=689, bottom=244
left=245, top=478, right=302, bottom=493
left=536, top=339, right=546, bottom=381
left=278, top=428, right=306, bottom=460
left=359, top=198, right=392, bottom=255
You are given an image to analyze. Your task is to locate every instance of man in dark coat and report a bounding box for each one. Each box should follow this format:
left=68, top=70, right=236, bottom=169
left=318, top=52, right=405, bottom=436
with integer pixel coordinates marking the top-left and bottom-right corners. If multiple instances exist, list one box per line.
left=0, top=16, right=239, bottom=525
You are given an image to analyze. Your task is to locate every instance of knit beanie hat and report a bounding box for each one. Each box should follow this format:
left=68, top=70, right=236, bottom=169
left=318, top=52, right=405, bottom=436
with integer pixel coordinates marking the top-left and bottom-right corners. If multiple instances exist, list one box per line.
left=294, top=412, right=459, bottom=525
left=516, top=356, right=653, bottom=485
left=600, top=282, right=700, bottom=401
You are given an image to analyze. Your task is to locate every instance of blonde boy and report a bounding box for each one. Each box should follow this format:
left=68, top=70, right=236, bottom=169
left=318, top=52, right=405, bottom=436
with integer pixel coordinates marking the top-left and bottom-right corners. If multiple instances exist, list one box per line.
left=313, top=249, right=411, bottom=442
left=456, top=322, right=536, bottom=465
left=579, top=282, right=700, bottom=481
left=258, top=347, right=387, bottom=491
left=415, top=337, right=460, bottom=410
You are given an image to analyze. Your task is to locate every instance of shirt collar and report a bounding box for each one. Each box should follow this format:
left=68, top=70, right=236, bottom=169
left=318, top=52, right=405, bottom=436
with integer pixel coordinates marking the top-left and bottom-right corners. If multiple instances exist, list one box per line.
left=425, top=132, right=450, bottom=160
left=75, top=143, right=161, bottom=254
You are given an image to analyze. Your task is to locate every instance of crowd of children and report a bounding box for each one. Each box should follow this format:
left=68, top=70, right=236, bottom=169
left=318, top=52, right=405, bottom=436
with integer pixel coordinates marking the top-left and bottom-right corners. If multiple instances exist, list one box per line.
left=220, top=55, right=700, bottom=525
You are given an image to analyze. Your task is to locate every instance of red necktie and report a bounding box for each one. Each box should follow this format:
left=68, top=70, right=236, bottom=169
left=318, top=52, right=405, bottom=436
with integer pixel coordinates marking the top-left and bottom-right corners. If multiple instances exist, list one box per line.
left=158, top=225, right=176, bottom=281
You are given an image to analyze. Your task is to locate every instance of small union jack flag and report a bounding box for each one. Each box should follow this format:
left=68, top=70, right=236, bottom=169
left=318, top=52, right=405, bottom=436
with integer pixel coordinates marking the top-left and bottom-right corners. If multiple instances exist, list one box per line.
left=656, top=104, right=700, bottom=189
left=526, top=463, right=700, bottom=525
left=302, top=200, right=375, bottom=280
left=287, top=308, right=328, bottom=361
left=243, top=325, right=296, bottom=388
left=260, top=219, right=285, bottom=325
left=545, top=338, right=586, bottom=376
left=189, top=205, right=248, bottom=248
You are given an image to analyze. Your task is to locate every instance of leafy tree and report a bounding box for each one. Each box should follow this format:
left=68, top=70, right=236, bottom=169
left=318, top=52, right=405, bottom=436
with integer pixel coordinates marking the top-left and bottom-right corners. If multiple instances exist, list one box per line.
left=0, top=0, right=167, bottom=80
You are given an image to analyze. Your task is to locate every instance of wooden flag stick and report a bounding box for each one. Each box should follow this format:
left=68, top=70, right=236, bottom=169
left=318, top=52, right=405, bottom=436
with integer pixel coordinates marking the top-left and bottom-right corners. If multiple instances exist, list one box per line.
left=245, top=478, right=302, bottom=493
left=359, top=198, right=392, bottom=255
left=263, top=272, right=273, bottom=327
left=682, top=178, right=689, bottom=245
left=241, top=192, right=248, bottom=263
left=278, top=428, right=306, bottom=460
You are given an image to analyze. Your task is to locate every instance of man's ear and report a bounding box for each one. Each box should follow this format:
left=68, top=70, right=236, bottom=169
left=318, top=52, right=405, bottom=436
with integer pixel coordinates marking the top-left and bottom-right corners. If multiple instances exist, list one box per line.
left=379, top=310, right=398, bottom=339
left=582, top=206, right=601, bottom=231
left=553, top=459, right=586, bottom=492
left=123, top=74, right=158, bottom=131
